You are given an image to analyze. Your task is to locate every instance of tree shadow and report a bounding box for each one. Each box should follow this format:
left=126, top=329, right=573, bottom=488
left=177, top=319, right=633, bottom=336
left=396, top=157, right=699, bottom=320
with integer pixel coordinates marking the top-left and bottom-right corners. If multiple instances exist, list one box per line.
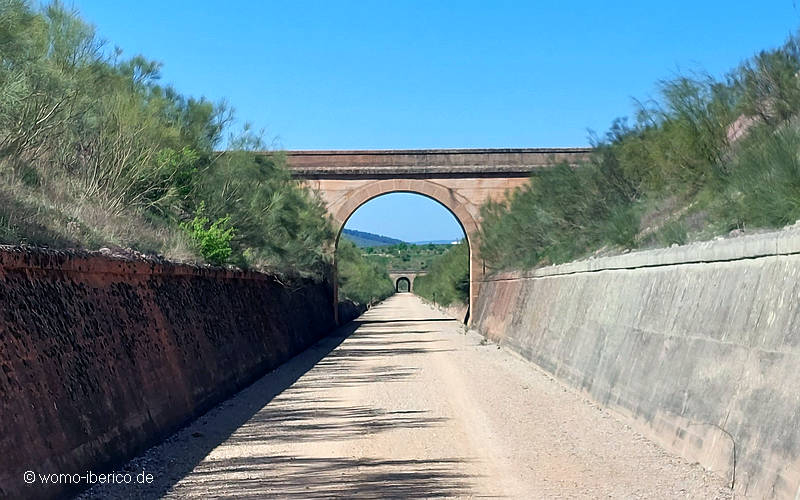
left=169, top=455, right=476, bottom=499
left=354, top=318, right=458, bottom=325
left=78, top=310, right=476, bottom=499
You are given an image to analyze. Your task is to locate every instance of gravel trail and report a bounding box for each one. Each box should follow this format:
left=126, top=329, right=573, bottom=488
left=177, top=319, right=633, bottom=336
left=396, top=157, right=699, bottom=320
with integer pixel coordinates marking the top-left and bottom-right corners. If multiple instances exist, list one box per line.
left=80, top=293, right=732, bottom=499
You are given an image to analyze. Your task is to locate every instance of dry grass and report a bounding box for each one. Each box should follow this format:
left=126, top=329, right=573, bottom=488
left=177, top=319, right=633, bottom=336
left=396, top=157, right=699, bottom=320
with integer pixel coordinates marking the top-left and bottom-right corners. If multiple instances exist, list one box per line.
left=0, top=161, right=198, bottom=262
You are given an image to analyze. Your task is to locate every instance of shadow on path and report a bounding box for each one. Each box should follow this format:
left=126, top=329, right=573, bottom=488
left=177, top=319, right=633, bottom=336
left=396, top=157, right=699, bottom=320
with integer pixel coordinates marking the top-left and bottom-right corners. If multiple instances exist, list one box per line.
left=354, top=318, right=458, bottom=325
left=170, top=456, right=473, bottom=499
left=79, top=305, right=474, bottom=499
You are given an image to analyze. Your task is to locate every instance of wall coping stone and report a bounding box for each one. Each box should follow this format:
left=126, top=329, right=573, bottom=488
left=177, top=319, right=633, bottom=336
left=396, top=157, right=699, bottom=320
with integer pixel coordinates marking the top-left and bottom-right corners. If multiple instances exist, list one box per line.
left=0, top=245, right=317, bottom=283
left=485, top=224, right=800, bottom=281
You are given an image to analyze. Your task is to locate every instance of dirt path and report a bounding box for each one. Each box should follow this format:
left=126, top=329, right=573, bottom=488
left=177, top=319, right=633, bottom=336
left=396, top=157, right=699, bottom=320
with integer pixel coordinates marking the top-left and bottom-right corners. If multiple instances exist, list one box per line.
left=80, top=294, right=732, bottom=499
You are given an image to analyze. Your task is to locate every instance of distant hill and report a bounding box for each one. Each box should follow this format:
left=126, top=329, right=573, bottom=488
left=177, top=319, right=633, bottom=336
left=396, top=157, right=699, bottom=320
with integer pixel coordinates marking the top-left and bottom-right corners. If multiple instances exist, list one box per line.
left=342, top=228, right=405, bottom=247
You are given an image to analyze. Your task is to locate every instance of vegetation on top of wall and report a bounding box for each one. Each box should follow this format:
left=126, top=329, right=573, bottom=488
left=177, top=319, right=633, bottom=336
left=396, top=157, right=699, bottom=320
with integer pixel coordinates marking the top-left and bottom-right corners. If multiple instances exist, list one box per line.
left=336, top=238, right=394, bottom=305
left=0, top=0, right=332, bottom=276
left=413, top=241, right=469, bottom=306
left=480, top=31, right=800, bottom=271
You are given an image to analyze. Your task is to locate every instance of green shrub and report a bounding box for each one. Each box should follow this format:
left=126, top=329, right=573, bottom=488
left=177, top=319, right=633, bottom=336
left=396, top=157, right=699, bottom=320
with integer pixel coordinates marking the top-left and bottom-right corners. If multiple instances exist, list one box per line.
left=414, top=242, right=469, bottom=306
left=479, top=159, right=637, bottom=271
left=720, top=124, right=800, bottom=229
left=195, top=149, right=334, bottom=275
left=603, top=204, right=640, bottom=248
left=656, top=220, right=688, bottom=246
left=337, top=238, right=394, bottom=305
left=181, top=204, right=235, bottom=265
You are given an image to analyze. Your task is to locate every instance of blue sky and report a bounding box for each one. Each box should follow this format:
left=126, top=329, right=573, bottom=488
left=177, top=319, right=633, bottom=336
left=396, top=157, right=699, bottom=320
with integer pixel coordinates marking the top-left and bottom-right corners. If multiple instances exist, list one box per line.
left=72, top=0, right=800, bottom=241
left=345, top=193, right=465, bottom=242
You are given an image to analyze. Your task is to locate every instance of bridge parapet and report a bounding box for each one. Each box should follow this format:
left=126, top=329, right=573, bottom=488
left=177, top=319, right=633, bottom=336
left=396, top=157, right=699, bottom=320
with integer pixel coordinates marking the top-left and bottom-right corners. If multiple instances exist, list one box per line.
left=286, top=148, right=592, bottom=178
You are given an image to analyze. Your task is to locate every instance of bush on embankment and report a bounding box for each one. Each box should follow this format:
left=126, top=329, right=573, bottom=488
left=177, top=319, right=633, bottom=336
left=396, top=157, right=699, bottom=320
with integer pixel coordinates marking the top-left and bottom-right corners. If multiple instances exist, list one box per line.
left=0, top=1, right=332, bottom=276
left=0, top=1, right=395, bottom=315
left=480, top=31, right=800, bottom=271
left=414, top=241, right=469, bottom=306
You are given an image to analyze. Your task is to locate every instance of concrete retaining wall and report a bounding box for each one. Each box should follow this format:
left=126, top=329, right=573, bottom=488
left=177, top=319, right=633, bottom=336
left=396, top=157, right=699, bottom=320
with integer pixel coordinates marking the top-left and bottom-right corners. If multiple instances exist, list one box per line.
left=417, top=296, right=468, bottom=324
left=473, top=229, right=800, bottom=499
left=0, top=247, right=336, bottom=499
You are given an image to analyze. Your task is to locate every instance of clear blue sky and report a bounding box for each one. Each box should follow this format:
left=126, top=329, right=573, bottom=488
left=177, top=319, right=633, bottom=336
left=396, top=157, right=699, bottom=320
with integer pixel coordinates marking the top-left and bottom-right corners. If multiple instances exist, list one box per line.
left=346, top=193, right=465, bottom=242
left=71, top=0, right=800, bottom=241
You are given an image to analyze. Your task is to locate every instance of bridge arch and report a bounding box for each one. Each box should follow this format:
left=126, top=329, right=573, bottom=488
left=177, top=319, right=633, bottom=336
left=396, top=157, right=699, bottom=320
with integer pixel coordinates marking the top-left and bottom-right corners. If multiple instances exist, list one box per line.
left=389, top=271, right=425, bottom=293
left=290, top=149, right=593, bottom=326
left=395, top=276, right=411, bottom=292
left=330, top=179, right=479, bottom=242
left=331, top=179, right=482, bottom=324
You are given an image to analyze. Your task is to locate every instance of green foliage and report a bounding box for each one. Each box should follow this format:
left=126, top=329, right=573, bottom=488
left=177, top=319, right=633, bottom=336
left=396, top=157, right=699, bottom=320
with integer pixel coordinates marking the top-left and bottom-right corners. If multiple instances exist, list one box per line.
left=655, top=220, right=688, bottom=247
left=603, top=204, right=640, bottom=248
left=0, top=1, right=333, bottom=275
left=481, top=30, right=800, bottom=272
left=414, top=241, right=469, bottom=306
left=719, top=123, right=800, bottom=228
left=360, top=242, right=453, bottom=272
left=480, top=159, right=639, bottom=270
left=195, top=148, right=334, bottom=274
left=737, top=37, right=800, bottom=125
left=337, top=238, right=394, bottom=305
left=181, top=203, right=234, bottom=265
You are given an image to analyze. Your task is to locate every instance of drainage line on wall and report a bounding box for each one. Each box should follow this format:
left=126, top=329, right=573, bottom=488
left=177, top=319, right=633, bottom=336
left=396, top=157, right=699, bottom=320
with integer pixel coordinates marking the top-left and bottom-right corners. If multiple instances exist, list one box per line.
left=481, top=246, right=800, bottom=283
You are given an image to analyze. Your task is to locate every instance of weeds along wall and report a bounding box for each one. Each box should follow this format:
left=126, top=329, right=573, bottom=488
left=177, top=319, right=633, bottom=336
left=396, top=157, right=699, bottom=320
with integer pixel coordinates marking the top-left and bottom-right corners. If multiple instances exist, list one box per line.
left=473, top=229, right=800, bottom=499
left=0, top=247, right=336, bottom=500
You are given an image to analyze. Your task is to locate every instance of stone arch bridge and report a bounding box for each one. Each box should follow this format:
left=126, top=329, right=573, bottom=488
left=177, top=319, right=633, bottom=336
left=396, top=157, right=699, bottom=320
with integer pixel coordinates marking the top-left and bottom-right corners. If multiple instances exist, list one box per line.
left=287, top=148, right=591, bottom=322
left=388, top=271, right=426, bottom=292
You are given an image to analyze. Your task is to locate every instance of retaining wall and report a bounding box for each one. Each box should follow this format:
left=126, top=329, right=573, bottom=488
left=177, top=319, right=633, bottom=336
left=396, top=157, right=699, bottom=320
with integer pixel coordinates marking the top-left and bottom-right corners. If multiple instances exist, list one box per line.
left=0, top=247, right=336, bottom=499
left=417, top=296, right=469, bottom=324
left=338, top=299, right=368, bottom=325
left=473, top=229, right=800, bottom=499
